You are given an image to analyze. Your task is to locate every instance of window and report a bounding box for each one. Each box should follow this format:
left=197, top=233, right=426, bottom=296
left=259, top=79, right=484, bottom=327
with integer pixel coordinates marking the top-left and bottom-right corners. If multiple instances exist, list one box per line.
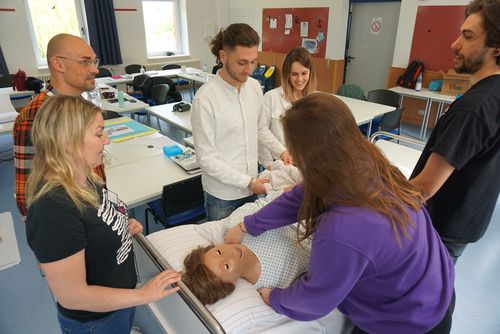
left=25, top=0, right=87, bottom=66
left=142, top=0, right=187, bottom=57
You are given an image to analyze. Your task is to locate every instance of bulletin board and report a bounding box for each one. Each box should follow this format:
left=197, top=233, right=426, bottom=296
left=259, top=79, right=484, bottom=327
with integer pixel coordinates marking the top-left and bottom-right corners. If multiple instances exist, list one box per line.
left=409, top=5, right=466, bottom=72
left=262, top=7, right=329, bottom=59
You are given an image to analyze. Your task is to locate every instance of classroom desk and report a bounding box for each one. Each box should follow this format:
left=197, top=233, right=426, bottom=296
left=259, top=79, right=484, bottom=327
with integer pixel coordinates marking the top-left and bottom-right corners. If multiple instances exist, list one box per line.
left=0, top=94, right=17, bottom=134
left=104, top=132, right=197, bottom=208
left=177, top=72, right=215, bottom=98
left=85, top=84, right=149, bottom=114
left=389, top=86, right=455, bottom=140
left=146, top=102, right=192, bottom=134
left=0, top=87, right=33, bottom=97
left=335, top=94, right=396, bottom=137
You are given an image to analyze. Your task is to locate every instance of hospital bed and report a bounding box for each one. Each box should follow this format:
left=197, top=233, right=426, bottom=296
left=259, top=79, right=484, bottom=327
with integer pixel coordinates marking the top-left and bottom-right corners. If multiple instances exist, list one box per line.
left=370, top=131, right=425, bottom=179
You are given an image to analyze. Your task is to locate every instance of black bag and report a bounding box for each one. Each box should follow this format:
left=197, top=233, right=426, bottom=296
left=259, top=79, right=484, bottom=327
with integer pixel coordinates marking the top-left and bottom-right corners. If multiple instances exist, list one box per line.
left=25, top=76, right=44, bottom=93
left=397, top=60, right=425, bottom=89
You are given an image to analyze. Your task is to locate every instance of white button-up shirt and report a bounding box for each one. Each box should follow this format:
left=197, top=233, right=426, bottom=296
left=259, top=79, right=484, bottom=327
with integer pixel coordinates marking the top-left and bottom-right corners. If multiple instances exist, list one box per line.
left=191, top=74, right=285, bottom=200
left=259, top=87, right=291, bottom=167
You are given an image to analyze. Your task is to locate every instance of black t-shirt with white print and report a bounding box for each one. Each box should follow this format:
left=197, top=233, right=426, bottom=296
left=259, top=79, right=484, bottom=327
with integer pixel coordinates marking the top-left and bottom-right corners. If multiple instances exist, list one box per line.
left=26, top=185, right=137, bottom=321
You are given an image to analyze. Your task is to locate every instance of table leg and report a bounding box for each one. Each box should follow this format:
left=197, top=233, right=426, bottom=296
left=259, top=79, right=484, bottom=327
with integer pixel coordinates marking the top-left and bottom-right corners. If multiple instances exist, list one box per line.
left=419, top=98, right=432, bottom=140
left=366, top=121, right=372, bottom=139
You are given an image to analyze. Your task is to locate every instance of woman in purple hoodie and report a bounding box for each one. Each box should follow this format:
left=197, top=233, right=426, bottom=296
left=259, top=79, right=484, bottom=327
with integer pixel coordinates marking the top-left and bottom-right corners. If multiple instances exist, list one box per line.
left=225, top=92, right=455, bottom=334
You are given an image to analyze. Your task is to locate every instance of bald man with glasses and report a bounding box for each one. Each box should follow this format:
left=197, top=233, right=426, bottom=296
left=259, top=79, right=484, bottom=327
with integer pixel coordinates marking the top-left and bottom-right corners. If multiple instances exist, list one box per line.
left=13, top=33, right=105, bottom=218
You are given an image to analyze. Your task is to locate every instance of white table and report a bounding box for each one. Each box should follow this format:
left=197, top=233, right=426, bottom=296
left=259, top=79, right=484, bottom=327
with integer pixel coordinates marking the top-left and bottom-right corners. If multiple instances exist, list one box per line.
left=0, top=87, right=33, bottom=98
left=104, top=132, right=198, bottom=208
left=335, top=94, right=396, bottom=137
left=375, top=140, right=422, bottom=179
left=389, top=86, right=456, bottom=140
left=146, top=102, right=192, bottom=134
left=177, top=72, right=215, bottom=98
left=0, top=94, right=17, bottom=134
left=85, top=84, right=149, bottom=114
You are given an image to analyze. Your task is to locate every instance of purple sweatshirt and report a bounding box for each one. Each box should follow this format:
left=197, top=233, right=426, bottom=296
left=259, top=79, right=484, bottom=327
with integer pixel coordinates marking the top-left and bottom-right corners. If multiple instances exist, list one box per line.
left=244, top=185, right=454, bottom=334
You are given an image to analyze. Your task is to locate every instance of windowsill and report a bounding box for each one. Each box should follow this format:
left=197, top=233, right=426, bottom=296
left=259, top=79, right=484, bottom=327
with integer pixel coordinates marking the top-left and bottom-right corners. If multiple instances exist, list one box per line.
left=36, top=65, right=49, bottom=71
left=147, top=54, right=191, bottom=61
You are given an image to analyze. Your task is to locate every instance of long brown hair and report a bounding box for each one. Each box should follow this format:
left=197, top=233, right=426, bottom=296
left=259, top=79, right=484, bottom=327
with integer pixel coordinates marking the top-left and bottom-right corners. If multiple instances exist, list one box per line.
left=282, top=93, right=425, bottom=245
left=182, top=246, right=235, bottom=305
left=281, top=47, right=317, bottom=102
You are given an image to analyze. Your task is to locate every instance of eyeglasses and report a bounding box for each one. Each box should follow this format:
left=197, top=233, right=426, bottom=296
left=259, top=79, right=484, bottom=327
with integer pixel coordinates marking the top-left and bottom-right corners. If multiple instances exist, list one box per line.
left=56, top=56, right=100, bottom=67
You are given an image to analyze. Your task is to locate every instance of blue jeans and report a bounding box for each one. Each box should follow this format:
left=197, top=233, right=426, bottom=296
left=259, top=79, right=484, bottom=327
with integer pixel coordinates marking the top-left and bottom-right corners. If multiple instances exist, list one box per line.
left=204, top=192, right=257, bottom=221
left=57, top=307, right=135, bottom=334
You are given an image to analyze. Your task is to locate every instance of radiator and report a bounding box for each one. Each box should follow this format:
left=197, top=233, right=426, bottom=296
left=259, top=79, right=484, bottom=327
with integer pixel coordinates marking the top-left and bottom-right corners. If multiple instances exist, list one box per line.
left=32, top=73, right=51, bottom=82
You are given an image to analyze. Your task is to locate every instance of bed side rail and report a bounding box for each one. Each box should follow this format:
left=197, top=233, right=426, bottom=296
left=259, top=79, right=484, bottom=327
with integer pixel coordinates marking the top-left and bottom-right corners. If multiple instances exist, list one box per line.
left=370, top=131, right=426, bottom=148
left=135, top=233, right=226, bottom=334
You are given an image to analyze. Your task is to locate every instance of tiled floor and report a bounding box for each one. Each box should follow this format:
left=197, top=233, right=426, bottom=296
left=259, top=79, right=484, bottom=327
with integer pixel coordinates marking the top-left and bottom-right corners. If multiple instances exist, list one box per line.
left=0, top=121, right=498, bottom=333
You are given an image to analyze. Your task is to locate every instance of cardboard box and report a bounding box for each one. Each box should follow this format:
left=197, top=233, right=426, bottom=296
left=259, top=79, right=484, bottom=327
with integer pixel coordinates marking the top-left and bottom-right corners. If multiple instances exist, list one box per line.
left=441, top=70, right=471, bottom=96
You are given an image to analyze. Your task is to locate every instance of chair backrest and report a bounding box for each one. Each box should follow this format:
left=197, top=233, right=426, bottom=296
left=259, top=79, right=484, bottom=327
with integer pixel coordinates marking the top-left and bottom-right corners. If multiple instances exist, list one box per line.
left=151, top=84, right=170, bottom=105
left=380, top=108, right=404, bottom=132
left=336, top=84, right=366, bottom=100
left=125, top=64, right=145, bottom=74
left=132, top=74, right=149, bottom=91
left=162, top=64, right=181, bottom=70
left=367, top=89, right=403, bottom=132
left=140, top=76, right=177, bottom=100
left=212, top=64, right=223, bottom=74
left=0, top=74, right=14, bottom=88
left=96, top=67, right=112, bottom=78
left=366, top=89, right=400, bottom=108
left=162, top=176, right=206, bottom=226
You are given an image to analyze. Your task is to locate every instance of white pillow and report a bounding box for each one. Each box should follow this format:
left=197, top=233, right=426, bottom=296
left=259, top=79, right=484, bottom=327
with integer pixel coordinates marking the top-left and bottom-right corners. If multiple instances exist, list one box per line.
left=147, top=222, right=287, bottom=333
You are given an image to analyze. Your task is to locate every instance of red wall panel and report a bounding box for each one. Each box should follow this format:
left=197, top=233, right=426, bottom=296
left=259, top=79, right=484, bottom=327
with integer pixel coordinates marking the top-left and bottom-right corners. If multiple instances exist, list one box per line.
left=409, top=5, right=466, bottom=72
left=262, top=7, right=329, bottom=58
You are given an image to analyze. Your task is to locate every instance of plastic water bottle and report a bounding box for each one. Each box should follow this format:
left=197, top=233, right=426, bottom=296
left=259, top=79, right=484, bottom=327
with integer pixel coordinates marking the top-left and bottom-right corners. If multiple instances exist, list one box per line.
left=415, top=73, right=423, bottom=92
left=117, top=91, right=125, bottom=108
left=203, top=64, right=208, bottom=73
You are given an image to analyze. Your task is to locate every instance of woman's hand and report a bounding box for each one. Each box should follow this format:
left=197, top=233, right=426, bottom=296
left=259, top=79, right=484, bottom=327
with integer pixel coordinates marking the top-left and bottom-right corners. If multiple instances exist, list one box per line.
left=140, top=269, right=181, bottom=304
left=128, top=218, right=143, bottom=237
left=224, top=223, right=245, bottom=244
left=258, top=287, right=272, bottom=305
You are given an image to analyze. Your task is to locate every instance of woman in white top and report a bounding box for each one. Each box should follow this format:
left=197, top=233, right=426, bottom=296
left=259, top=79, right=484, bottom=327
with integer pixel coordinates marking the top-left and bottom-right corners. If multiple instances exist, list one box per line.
left=260, top=47, right=317, bottom=167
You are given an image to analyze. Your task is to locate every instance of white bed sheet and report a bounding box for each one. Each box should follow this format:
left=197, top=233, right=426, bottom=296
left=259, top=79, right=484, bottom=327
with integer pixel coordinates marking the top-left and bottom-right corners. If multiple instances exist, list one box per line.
left=147, top=221, right=351, bottom=334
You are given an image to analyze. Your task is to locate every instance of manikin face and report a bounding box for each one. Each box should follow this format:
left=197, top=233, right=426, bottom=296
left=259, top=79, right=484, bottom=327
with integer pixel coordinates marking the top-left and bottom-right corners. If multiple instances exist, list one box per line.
left=204, top=244, right=250, bottom=284
left=450, top=13, right=491, bottom=74
left=289, top=61, right=310, bottom=93
left=220, top=45, right=258, bottom=84
left=82, top=112, right=109, bottom=170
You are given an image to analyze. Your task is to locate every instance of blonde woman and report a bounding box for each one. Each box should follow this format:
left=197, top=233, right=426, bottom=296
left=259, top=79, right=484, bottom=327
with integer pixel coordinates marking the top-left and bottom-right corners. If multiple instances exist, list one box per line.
left=259, top=47, right=317, bottom=167
left=26, top=96, right=181, bottom=333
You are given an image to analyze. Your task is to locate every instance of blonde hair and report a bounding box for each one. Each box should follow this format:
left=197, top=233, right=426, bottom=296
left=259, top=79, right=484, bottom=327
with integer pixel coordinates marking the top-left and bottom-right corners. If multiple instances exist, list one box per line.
left=281, top=47, right=317, bottom=102
left=27, top=95, right=104, bottom=210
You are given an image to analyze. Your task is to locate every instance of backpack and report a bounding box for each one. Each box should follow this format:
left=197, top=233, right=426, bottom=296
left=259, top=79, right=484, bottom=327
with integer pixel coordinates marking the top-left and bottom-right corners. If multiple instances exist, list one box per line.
left=397, top=60, right=425, bottom=89
left=26, top=76, right=44, bottom=93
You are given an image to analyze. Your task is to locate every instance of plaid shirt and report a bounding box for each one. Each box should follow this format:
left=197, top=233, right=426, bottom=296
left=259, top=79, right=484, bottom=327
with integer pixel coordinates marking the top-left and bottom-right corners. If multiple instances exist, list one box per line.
left=13, top=86, right=107, bottom=217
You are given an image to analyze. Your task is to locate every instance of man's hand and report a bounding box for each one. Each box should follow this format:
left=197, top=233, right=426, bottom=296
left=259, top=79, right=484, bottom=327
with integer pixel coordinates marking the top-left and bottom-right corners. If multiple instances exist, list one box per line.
left=251, top=178, right=270, bottom=195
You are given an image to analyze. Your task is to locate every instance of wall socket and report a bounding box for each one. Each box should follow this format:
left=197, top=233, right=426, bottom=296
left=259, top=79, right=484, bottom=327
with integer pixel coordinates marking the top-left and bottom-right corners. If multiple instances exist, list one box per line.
left=417, top=109, right=425, bottom=116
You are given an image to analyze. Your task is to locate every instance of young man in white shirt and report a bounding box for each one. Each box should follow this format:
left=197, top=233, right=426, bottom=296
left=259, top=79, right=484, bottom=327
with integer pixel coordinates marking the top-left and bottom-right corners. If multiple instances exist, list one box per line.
left=191, top=23, right=290, bottom=220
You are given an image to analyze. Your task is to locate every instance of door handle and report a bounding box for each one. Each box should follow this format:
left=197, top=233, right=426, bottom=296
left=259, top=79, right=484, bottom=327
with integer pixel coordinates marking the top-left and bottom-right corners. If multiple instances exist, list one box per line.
left=346, top=56, right=356, bottom=63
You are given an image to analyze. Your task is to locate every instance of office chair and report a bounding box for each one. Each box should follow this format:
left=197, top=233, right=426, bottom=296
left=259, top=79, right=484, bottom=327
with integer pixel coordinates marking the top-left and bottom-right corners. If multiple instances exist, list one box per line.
left=366, top=89, right=403, bottom=136
left=124, top=64, right=146, bottom=74
left=129, top=74, right=149, bottom=100
left=141, top=76, right=182, bottom=105
left=151, top=84, right=170, bottom=105
left=144, top=177, right=206, bottom=234
left=96, top=67, right=112, bottom=78
left=336, top=84, right=366, bottom=100
left=161, top=64, right=190, bottom=90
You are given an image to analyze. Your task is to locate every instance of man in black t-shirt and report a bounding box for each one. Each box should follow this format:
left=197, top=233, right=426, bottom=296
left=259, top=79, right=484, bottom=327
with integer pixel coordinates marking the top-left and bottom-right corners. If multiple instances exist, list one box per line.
left=410, top=0, right=500, bottom=264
